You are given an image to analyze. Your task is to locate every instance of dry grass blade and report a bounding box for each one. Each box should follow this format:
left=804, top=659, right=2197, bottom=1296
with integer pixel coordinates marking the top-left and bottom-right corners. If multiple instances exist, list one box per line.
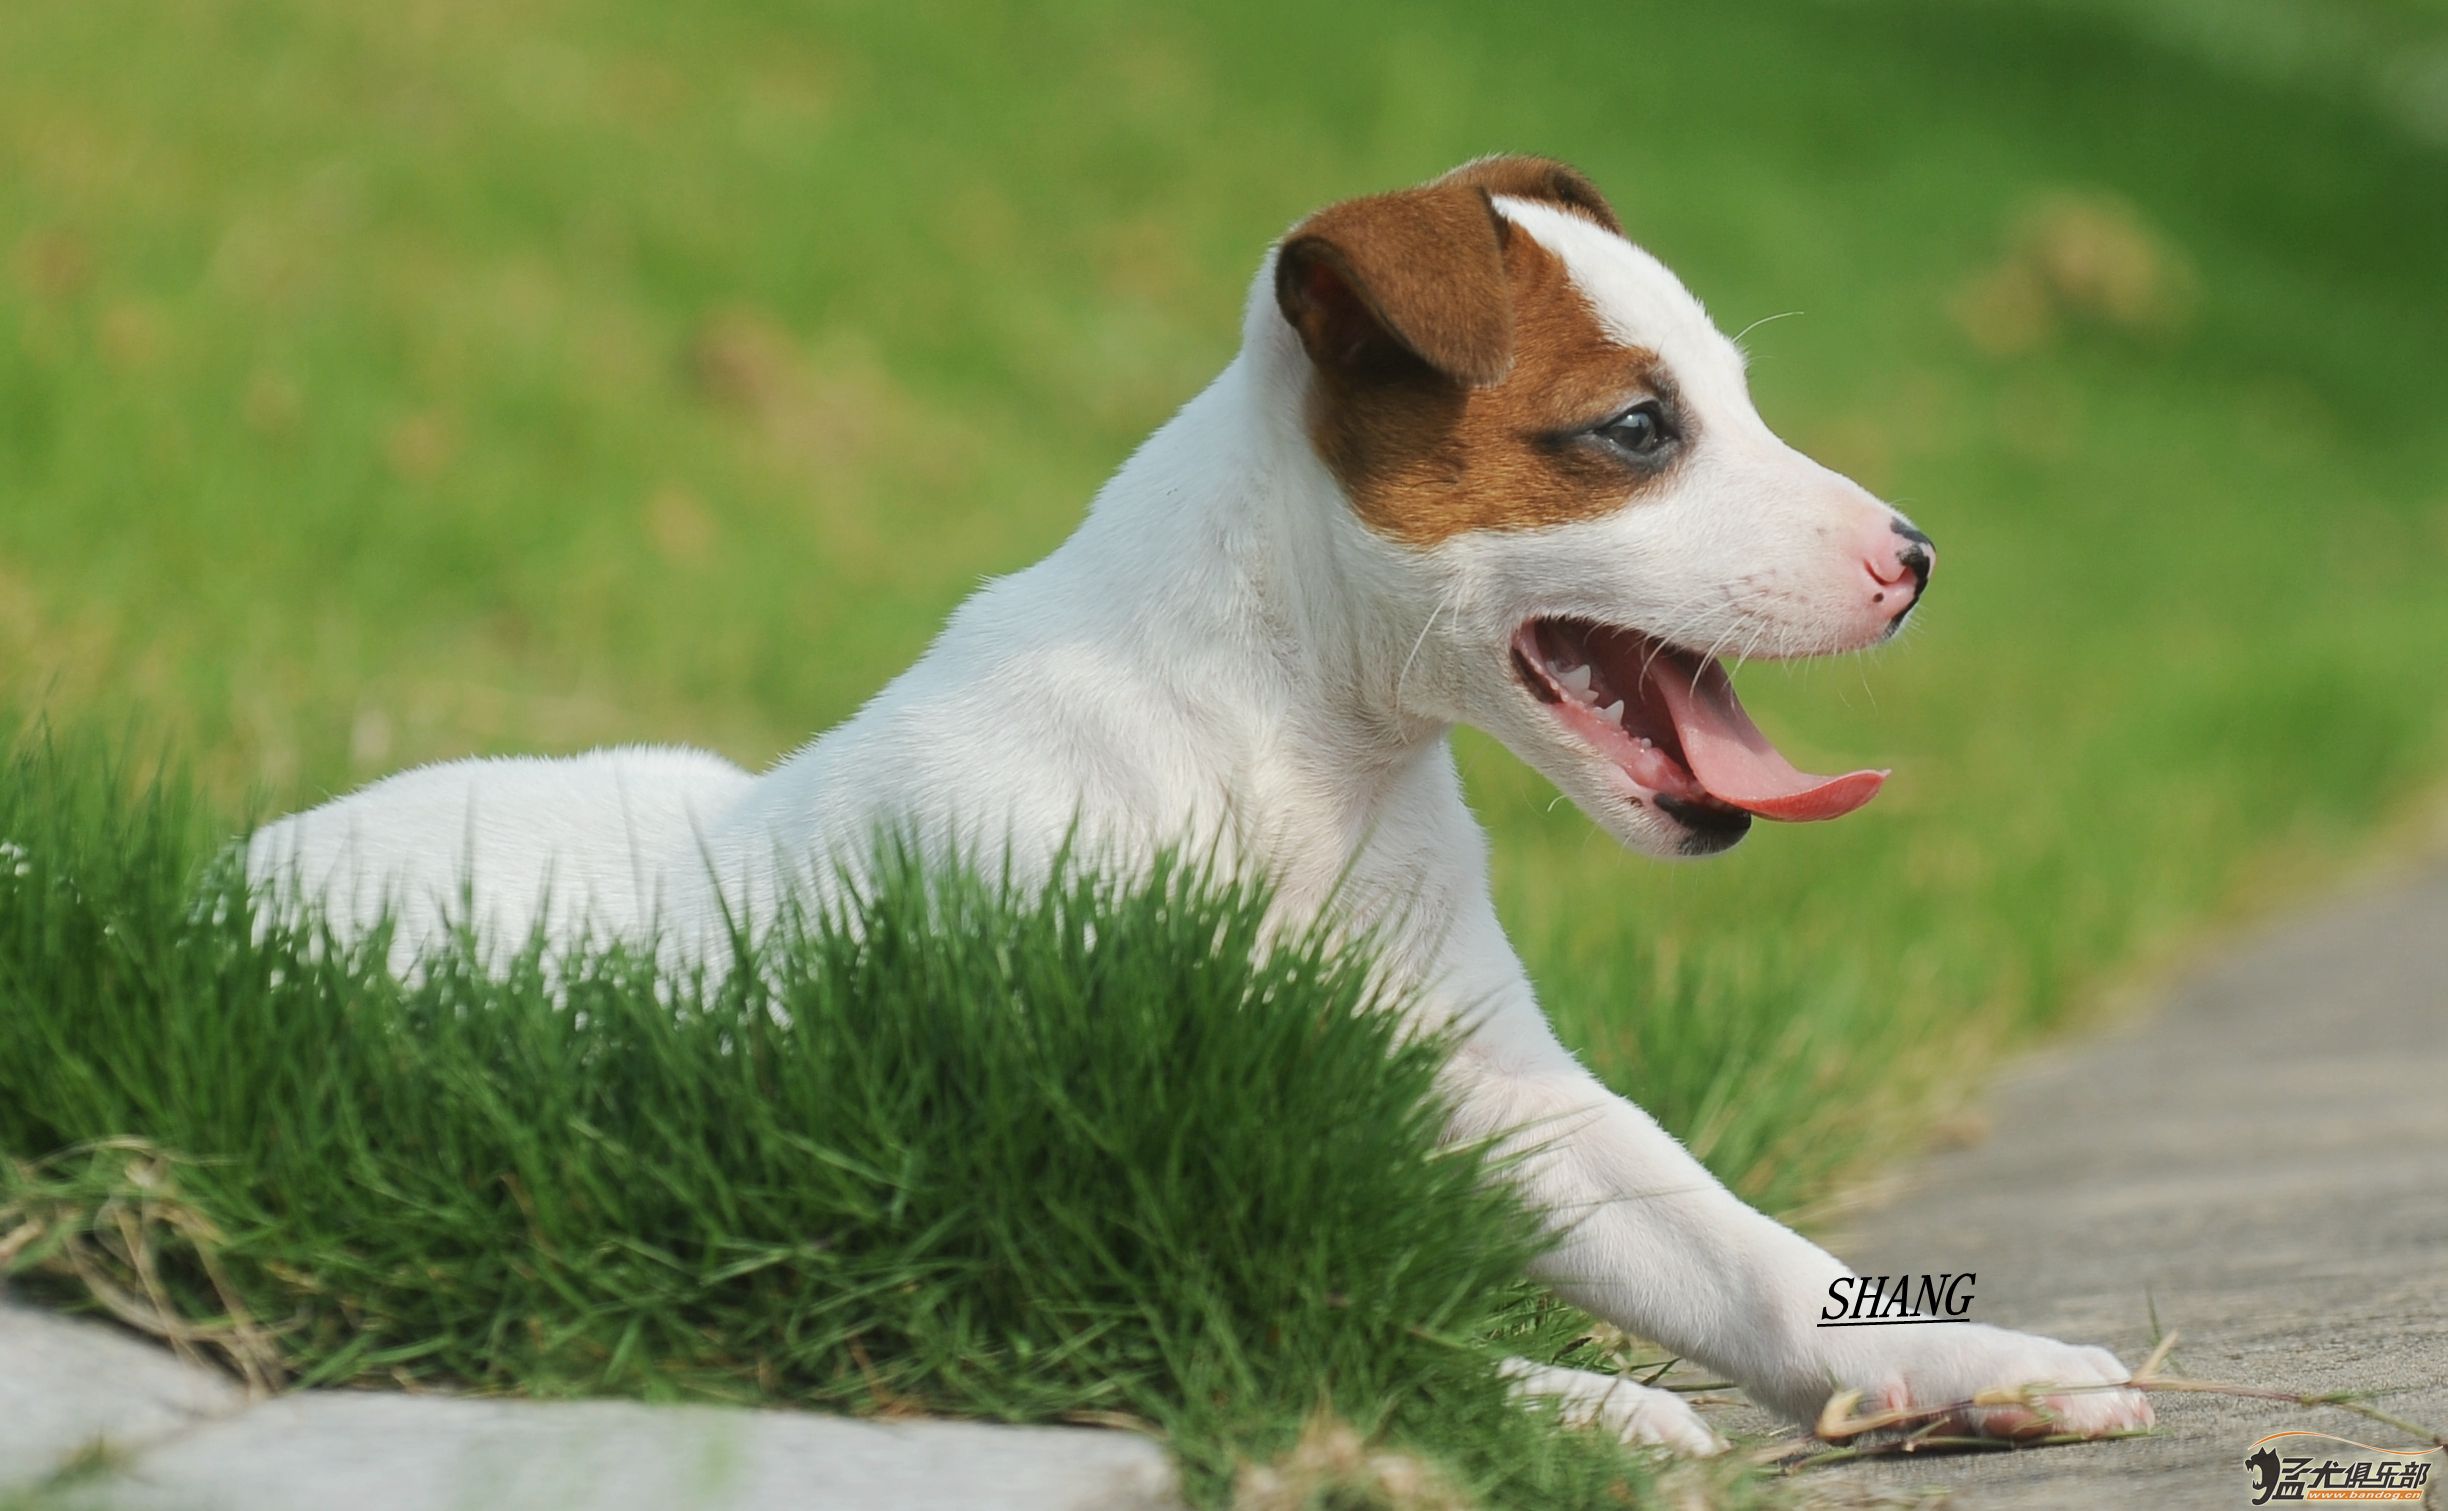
left=1787, top=1325, right=2448, bottom=1473
left=1, top=1143, right=289, bottom=1392
left=1792, top=1429, right=2158, bottom=1469
left=2128, top=1378, right=2448, bottom=1453
left=2132, top=1326, right=2180, bottom=1382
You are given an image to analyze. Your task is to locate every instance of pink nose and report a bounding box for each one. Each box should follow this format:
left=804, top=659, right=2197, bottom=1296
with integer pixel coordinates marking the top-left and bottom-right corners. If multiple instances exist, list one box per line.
left=1866, top=521, right=1934, bottom=621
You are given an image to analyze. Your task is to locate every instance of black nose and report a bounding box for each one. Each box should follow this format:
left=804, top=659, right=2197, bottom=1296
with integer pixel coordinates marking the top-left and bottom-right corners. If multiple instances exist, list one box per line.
left=1892, top=520, right=1934, bottom=593
left=1898, top=543, right=1932, bottom=593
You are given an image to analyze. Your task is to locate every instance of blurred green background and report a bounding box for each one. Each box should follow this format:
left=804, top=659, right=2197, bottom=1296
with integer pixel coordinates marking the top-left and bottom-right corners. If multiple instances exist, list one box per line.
left=4, top=0, right=2444, bottom=1210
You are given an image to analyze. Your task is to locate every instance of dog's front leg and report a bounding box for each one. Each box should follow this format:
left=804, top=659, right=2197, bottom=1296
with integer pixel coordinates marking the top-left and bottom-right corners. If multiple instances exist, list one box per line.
left=1447, top=1034, right=2153, bottom=1444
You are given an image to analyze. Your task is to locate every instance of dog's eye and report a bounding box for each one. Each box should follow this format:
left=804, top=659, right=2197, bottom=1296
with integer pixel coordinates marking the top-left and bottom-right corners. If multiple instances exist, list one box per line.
left=1595, top=402, right=1669, bottom=456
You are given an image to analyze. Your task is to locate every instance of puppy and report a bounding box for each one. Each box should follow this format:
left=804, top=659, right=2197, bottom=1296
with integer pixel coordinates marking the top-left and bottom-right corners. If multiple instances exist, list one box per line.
left=251, top=157, right=2151, bottom=1452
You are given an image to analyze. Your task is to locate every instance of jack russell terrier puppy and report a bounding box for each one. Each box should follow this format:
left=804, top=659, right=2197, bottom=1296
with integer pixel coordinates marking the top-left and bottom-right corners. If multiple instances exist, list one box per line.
left=251, top=157, right=2151, bottom=1453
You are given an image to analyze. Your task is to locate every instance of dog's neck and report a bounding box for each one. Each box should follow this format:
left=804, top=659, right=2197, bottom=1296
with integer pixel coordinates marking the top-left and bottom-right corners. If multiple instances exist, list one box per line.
left=1040, top=294, right=1451, bottom=817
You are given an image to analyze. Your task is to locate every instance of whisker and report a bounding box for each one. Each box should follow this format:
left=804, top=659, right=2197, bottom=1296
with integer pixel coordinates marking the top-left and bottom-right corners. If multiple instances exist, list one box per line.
left=1732, top=309, right=1804, bottom=347
left=1396, top=586, right=1462, bottom=706
left=1691, top=622, right=1749, bottom=696
left=1729, top=622, right=1771, bottom=678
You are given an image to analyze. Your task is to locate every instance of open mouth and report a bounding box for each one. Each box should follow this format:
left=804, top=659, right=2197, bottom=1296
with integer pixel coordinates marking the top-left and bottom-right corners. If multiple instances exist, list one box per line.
left=1509, top=617, right=1888, bottom=829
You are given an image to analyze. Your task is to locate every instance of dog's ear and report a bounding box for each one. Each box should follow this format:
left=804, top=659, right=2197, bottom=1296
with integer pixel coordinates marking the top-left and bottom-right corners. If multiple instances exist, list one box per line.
left=1434, top=154, right=1622, bottom=236
left=1275, top=182, right=1515, bottom=390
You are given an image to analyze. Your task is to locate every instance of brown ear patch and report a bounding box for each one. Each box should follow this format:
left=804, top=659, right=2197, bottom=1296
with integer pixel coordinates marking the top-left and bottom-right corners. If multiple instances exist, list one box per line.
left=1276, top=183, right=1515, bottom=388
left=1304, top=213, right=1670, bottom=547
left=1437, top=155, right=1623, bottom=236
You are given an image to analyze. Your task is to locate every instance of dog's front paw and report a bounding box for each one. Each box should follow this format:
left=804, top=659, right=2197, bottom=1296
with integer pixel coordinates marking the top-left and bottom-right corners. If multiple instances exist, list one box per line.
left=1577, top=1380, right=1729, bottom=1457
left=1815, top=1324, right=2152, bottom=1441
left=1502, top=1360, right=1730, bottom=1455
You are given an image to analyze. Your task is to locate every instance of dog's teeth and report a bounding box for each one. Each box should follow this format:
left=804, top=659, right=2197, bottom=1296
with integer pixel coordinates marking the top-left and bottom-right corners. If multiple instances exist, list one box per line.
left=1558, top=665, right=1593, bottom=698
left=1598, top=699, right=1625, bottom=725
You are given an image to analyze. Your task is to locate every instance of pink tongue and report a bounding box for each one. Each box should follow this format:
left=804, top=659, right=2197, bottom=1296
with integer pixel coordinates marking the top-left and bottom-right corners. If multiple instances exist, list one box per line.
left=1650, top=652, right=1888, bottom=822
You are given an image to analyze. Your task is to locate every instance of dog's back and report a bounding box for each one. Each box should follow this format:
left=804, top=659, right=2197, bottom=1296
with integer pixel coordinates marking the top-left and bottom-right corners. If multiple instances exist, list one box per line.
left=245, top=744, right=752, bottom=971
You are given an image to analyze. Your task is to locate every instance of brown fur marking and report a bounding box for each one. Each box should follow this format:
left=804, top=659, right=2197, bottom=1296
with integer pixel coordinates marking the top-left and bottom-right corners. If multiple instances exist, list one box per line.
left=1275, top=182, right=1516, bottom=389
left=1284, top=167, right=1670, bottom=547
left=1436, top=154, right=1623, bottom=235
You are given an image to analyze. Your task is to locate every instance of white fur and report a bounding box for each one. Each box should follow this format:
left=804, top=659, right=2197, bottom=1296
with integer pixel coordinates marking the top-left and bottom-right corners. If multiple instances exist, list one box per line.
left=248, top=194, right=2148, bottom=1449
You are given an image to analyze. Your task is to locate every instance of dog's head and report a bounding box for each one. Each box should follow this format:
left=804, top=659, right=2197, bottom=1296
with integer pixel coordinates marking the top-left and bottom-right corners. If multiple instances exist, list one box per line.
left=1269, top=156, right=1933, bottom=858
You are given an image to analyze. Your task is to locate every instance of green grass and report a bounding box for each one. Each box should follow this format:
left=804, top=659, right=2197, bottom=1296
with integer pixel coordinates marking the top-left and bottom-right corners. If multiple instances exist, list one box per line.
left=0, top=739, right=1748, bottom=1508
left=1, top=0, right=2445, bottom=1498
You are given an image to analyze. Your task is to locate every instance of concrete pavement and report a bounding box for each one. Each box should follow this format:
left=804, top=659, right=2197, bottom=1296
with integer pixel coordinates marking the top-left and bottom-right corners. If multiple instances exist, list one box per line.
left=1775, top=864, right=2448, bottom=1507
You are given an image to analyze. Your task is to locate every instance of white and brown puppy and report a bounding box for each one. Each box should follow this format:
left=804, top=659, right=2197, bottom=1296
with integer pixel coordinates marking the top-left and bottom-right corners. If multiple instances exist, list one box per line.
left=250, top=157, right=2150, bottom=1452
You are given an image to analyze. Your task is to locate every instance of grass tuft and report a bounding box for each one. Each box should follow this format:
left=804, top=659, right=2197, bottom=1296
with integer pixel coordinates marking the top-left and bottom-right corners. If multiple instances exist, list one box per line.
left=0, top=733, right=1723, bottom=1507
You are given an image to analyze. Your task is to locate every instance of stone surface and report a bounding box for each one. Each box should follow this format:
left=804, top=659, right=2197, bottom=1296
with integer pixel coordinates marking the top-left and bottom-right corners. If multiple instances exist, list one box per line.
left=0, top=1295, right=242, bottom=1491
left=1771, top=864, right=2448, bottom=1507
left=50, top=1393, right=1181, bottom=1511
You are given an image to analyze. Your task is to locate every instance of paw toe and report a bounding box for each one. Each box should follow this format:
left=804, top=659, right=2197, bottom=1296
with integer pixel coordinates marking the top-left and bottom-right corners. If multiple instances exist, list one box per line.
left=2047, top=1383, right=2154, bottom=1435
left=1607, top=1393, right=1728, bottom=1455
